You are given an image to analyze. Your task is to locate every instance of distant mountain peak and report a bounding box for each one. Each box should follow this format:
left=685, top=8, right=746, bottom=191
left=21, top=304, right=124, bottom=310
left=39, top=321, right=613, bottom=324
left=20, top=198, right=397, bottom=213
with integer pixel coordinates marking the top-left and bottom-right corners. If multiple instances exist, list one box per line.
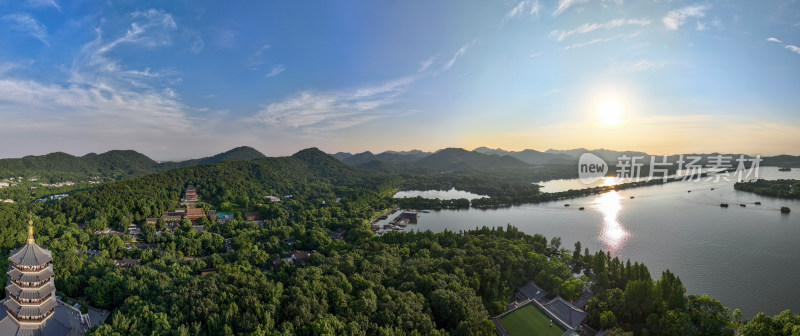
left=292, top=147, right=332, bottom=159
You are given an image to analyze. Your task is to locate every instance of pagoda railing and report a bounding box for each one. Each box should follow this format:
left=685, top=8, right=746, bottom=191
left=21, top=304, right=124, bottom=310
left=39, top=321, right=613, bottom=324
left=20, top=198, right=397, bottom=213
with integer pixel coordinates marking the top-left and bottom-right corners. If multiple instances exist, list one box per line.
left=11, top=262, right=50, bottom=272
left=9, top=276, right=51, bottom=288
left=7, top=292, right=52, bottom=304
left=5, top=307, right=54, bottom=323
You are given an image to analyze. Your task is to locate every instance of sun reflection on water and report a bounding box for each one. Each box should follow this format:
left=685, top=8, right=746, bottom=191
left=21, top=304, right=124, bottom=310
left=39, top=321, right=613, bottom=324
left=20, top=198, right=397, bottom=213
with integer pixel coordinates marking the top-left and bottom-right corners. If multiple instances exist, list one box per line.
left=594, top=191, right=630, bottom=254
left=600, top=176, right=624, bottom=187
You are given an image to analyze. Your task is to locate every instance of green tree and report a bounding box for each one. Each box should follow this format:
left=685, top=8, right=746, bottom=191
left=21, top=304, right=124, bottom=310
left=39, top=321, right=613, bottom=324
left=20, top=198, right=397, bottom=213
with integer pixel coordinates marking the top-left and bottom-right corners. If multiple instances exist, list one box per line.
left=600, top=310, right=618, bottom=329
left=732, top=308, right=742, bottom=325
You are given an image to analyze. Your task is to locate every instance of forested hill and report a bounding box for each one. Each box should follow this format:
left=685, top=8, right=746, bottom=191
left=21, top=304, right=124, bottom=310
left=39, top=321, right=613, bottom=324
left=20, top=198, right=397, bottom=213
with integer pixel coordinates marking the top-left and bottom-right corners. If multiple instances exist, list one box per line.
left=0, top=150, right=159, bottom=181
left=414, top=148, right=530, bottom=170
left=160, top=146, right=267, bottom=169
left=0, top=146, right=268, bottom=182
left=39, top=147, right=395, bottom=231
left=337, top=148, right=531, bottom=171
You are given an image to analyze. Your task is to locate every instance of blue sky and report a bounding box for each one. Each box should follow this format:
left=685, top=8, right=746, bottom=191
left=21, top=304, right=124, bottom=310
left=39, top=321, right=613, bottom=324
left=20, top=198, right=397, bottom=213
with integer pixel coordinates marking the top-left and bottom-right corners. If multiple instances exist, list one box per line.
left=0, top=0, right=799, bottom=160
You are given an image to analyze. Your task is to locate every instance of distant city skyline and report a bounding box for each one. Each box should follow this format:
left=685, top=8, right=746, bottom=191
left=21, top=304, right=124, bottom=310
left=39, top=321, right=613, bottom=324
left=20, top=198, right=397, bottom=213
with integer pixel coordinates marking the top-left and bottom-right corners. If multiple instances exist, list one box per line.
left=1, top=0, right=799, bottom=160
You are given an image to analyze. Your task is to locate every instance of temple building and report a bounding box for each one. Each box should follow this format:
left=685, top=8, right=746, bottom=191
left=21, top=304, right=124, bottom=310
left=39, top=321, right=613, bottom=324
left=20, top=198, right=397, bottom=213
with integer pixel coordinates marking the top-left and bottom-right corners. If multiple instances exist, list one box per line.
left=140, top=185, right=207, bottom=233
left=0, top=215, right=90, bottom=335
left=181, top=186, right=198, bottom=206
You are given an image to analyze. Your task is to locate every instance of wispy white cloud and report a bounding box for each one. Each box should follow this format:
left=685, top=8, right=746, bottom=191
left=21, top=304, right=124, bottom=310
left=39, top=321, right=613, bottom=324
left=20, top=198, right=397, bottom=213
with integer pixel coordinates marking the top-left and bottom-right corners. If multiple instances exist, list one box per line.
left=563, top=32, right=639, bottom=50
left=1, top=13, right=49, bottom=46
left=0, top=9, right=193, bottom=146
left=267, top=64, right=285, bottom=77
left=23, top=0, right=60, bottom=11
left=247, top=44, right=271, bottom=70
left=442, top=43, right=472, bottom=72
left=711, top=17, right=723, bottom=30
left=505, top=1, right=527, bottom=20
left=504, top=0, right=540, bottom=22
left=70, top=9, right=180, bottom=89
left=0, top=60, right=34, bottom=76
left=696, top=22, right=706, bottom=31
left=213, top=26, right=238, bottom=49
left=565, top=36, right=618, bottom=50
left=529, top=1, right=541, bottom=17
left=553, top=0, right=589, bottom=16
left=613, top=60, right=669, bottom=72
left=764, top=37, right=800, bottom=56
left=418, top=55, right=437, bottom=72
left=550, top=18, right=650, bottom=41
left=0, top=79, right=189, bottom=131
left=190, top=35, right=205, bottom=54
left=95, top=9, right=177, bottom=54
left=663, top=5, right=710, bottom=31
left=9, top=9, right=187, bottom=125
left=254, top=76, right=418, bottom=132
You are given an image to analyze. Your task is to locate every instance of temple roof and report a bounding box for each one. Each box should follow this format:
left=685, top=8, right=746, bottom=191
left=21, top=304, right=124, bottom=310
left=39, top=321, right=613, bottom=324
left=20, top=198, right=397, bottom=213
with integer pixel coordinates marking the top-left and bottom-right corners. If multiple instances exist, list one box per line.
left=7, top=265, right=54, bottom=283
left=5, top=282, right=55, bottom=301
left=4, top=298, right=57, bottom=317
left=8, top=244, right=52, bottom=267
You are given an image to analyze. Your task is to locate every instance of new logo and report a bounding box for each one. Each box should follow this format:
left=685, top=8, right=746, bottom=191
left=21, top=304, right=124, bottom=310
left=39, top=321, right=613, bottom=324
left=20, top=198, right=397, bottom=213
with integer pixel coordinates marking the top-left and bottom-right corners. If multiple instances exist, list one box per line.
left=578, top=153, right=608, bottom=184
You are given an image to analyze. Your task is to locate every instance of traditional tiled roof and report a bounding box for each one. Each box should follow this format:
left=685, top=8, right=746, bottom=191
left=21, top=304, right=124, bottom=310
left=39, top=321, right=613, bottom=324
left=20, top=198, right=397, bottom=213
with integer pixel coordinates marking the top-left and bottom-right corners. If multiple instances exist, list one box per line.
left=7, top=265, right=54, bottom=283
left=8, top=244, right=52, bottom=267
left=541, top=297, right=588, bottom=329
left=185, top=208, right=205, bottom=217
left=5, top=282, right=55, bottom=301
left=4, top=298, right=57, bottom=317
left=518, top=281, right=547, bottom=302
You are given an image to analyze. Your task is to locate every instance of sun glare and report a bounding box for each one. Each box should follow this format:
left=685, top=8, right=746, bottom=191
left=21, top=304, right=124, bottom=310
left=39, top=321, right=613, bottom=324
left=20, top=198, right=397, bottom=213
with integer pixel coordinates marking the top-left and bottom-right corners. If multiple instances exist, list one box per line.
left=598, top=100, right=622, bottom=125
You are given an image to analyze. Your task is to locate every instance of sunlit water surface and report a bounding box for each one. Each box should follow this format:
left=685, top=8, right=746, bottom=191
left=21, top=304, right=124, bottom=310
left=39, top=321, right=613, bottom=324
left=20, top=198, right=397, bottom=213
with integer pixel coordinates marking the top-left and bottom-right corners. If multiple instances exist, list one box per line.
left=394, top=167, right=800, bottom=317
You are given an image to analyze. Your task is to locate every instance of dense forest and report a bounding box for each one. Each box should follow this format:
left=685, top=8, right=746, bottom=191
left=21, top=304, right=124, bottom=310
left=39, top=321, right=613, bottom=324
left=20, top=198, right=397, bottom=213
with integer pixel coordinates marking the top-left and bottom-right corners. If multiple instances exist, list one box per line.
left=734, top=179, right=800, bottom=199
left=0, top=148, right=798, bottom=335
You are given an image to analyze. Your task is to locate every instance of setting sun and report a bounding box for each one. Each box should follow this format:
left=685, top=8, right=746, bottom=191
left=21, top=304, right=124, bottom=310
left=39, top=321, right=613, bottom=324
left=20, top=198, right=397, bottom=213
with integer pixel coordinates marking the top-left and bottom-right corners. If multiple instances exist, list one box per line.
left=598, top=100, right=623, bottom=125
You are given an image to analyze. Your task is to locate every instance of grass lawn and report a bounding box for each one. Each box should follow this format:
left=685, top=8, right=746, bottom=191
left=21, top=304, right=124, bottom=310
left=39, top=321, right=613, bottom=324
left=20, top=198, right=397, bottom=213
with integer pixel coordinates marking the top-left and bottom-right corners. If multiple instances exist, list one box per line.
left=499, top=304, right=566, bottom=336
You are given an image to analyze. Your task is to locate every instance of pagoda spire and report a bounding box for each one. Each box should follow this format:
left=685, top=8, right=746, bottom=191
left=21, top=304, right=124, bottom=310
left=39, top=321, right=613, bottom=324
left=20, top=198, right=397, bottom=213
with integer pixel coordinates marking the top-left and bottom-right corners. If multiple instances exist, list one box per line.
left=27, top=211, right=35, bottom=244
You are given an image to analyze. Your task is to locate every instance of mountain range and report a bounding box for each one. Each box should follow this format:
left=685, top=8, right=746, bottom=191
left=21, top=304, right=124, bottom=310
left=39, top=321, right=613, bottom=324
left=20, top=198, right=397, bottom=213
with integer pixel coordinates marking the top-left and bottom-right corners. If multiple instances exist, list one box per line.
left=0, top=146, right=266, bottom=181
left=332, top=147, right=800, bottom=171
left=1, top=145, right=798, bottom=182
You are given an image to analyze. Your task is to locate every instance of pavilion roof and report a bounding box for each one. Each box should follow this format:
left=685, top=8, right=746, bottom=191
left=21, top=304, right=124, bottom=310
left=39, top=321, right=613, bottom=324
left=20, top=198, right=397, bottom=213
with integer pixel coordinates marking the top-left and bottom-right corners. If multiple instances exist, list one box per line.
left=8, top=244, right=52, bottom=267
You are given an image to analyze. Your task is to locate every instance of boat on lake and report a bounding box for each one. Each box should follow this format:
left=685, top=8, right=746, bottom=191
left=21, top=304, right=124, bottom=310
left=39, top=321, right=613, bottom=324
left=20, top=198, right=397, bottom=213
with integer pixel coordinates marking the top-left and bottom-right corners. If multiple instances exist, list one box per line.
left=720, top=203, right=729, bottom=208
left=781, top=207, right=791, bottom=214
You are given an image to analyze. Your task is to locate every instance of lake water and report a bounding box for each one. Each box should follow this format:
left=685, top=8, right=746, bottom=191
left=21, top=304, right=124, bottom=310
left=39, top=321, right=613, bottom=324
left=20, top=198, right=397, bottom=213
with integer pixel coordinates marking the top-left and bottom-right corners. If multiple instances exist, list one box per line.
left=395, top=167, right=800, bottom=317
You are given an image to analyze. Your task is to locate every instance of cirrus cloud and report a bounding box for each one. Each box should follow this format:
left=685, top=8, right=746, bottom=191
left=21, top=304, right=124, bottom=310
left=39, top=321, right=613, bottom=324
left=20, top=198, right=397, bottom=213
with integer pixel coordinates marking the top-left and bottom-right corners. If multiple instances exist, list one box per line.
left=663, top=5, right=710, bottom=31
left=1, top=13, right=49, bottom=46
